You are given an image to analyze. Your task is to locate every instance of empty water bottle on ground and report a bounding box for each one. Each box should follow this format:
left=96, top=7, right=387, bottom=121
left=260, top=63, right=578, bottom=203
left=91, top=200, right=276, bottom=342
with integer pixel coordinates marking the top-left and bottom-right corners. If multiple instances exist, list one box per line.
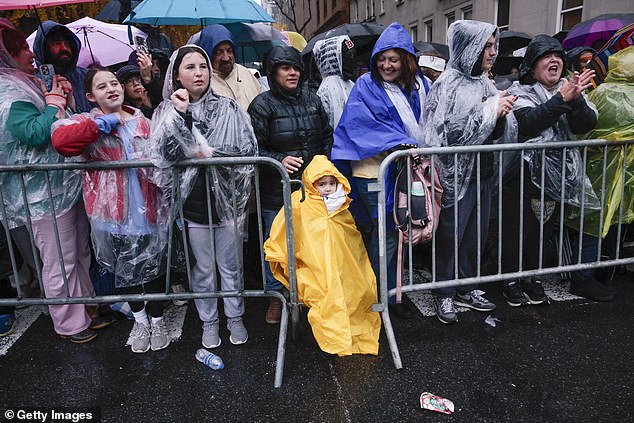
left=195, top=348, right=224, bottom=370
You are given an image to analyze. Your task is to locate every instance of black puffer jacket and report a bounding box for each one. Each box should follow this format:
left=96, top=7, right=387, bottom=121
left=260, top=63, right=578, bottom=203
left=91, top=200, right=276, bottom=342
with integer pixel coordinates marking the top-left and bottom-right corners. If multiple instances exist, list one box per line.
left=248, top=46, right=333, bottom=209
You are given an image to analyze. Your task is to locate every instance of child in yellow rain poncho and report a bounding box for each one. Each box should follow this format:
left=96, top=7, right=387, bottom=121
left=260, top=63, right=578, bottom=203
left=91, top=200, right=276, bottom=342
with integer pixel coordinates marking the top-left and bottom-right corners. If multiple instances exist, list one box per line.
left=264, top=155, right=381, bottom=356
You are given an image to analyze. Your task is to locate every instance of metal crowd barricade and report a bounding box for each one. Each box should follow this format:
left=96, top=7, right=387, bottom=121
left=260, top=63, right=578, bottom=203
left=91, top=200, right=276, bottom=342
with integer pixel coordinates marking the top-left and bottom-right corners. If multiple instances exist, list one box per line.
left=375, top=139, right=634, bottom=369
left=0, top=156, right=300, bottom=388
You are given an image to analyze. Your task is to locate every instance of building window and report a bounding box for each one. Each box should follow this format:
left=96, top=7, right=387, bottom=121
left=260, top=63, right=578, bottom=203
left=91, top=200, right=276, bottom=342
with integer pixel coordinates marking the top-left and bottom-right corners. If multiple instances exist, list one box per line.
left=446, top=11, right=455, bottom=30
left=410, top=24, right=418, bottom=43
left=497, top=0, right=510, bottom=31
left=379, top=0, right=385, bottom=14
left=560, top=0, right=583, bottom=31
left=424, top=19, right=433, bottom=42
left=462, top=5, right=473, bottom=20
left=351, top=0, right=358, bottom=22
left=366, top=0, right=374, bottom=20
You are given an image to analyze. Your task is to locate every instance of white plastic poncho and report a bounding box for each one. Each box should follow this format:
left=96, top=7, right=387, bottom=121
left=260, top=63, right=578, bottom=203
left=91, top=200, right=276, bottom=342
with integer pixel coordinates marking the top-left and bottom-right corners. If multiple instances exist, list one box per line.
left=51, top=107, right=170, bottom=287
left=149, top=45, right=257, bottom=223
left=313, top=36, right=355, bottom=129
left=0, top=19, right=82, bottom=229
left=507, top=80, right=600, bottom=208
left=423, top=20, right=518, bottom=208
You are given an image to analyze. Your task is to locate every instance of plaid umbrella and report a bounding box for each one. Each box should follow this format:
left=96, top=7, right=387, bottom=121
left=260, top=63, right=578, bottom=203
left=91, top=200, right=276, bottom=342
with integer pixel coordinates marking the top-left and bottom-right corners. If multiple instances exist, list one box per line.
left=563, top=13, right=634, bottom=49
left=588, top=22, right=634, bottom=86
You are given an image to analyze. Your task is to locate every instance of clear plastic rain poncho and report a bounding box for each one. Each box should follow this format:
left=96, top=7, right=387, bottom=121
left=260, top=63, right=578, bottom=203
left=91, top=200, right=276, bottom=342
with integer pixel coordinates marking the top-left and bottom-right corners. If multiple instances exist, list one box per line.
left=507, top=49, right=600, bottom=209
left=0, top=19, right=82, bottom=229
left=150, top=45, right=257, bottom=225
left=313, top=36, right=355, bottom=128
left=423, top=20, right=518, bottom=209
left=568, top=47, right=634, bottom=237
left=51, top=108, right=170, bottom=287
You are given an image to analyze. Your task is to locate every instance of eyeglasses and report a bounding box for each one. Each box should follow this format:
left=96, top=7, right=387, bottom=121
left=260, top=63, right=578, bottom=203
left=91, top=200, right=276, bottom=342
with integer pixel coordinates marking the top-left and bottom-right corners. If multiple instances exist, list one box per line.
left=125, top=77, right=143, bottom=86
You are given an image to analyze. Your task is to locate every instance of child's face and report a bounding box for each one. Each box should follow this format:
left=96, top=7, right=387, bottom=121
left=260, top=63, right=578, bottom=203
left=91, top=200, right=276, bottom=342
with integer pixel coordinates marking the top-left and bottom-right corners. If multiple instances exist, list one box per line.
left=87, top=71, right=124, bottom=114
left=313, top=175, right=337, bottom=196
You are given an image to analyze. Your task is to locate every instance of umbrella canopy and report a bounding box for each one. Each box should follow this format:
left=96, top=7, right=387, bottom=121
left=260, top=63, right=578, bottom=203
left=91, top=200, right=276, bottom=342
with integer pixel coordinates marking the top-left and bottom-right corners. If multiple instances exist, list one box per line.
left=27, top=17, right=147, bottom=67
left=187, top=23, right=285, bottom=63
left=302, top=22, right=385, bottom=55
left=96, top=0, right=141, bottom=23
left=124, top=0, right=274, bottom=26
left=0, top=0, right=93, bottom=10
left=413, top=41, right=449, bottom=60
left=281, top=31, right=307, bottom=51
left=499, top=30, right=532, bottom=54
left=563, top=13, right=634, bottom=49
left=589, top=22, right=634, bottom=86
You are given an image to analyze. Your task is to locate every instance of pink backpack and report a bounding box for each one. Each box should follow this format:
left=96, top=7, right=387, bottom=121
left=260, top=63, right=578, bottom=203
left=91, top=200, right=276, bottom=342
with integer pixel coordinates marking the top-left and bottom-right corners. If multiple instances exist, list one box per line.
left=393, top=155, right=443, bottom=302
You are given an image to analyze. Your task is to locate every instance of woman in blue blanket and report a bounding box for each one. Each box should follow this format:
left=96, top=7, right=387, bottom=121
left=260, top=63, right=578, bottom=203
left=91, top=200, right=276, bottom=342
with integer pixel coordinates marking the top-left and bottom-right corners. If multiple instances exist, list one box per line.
left=332, top=22, right=429, bottom=319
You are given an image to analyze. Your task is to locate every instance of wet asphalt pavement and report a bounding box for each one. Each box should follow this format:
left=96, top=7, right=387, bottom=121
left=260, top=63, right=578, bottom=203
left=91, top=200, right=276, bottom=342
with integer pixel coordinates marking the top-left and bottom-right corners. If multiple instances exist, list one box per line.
left=1, top=274, right=634, bottom=423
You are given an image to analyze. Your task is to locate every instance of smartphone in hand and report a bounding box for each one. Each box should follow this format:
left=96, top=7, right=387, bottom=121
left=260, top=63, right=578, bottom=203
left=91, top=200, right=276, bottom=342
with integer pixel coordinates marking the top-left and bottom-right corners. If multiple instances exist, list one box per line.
left=135, top=36, right=149, bottom=56
left=37, top=64, right=55, bottom=91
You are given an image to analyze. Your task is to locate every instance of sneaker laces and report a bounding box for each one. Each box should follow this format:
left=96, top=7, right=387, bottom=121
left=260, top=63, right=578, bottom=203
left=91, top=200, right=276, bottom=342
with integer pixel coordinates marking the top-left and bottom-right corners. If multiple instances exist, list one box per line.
left=468, top=291, right=489, bottom=303
left=152, top=320, right=167, bottom=337
left=439, top=297, right=454, bottom=314
left=131, top=322, right=149, bottom=339
left=227, top=317, right=243, bottom=330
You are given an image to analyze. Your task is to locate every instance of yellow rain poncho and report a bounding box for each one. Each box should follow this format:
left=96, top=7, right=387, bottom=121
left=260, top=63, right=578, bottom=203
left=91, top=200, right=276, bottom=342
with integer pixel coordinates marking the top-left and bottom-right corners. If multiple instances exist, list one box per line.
left=264, top=155, right=381, bottom=356
left=568, top=47, right=634, bottom=237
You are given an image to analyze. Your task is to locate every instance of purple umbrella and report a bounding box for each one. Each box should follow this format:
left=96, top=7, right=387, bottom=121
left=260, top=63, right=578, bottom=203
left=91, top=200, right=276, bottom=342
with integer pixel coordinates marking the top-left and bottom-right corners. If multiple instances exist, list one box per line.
left=563, top=13, right=634, bottom=49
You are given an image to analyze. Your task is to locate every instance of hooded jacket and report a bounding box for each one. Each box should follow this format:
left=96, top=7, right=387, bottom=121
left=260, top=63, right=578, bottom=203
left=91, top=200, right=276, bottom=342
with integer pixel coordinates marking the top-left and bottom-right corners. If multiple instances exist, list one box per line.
left=313, top=35, right=355, bottom=128
left=33, top=21, right=91, bottom=113
left=507, top=34, right=599, bottom=207
left=0, top=19, right=82, bottom=229
left=264, top=155, right=381, bottom=356
left=248, top=45, right=333, bottom=210
left=198, top=24, right=261, bottom=111
left=332, top=22, right=428, bottom=217
left=423, top=20, right=517, bottom=208
left=150, top=45, right=257, bottom=225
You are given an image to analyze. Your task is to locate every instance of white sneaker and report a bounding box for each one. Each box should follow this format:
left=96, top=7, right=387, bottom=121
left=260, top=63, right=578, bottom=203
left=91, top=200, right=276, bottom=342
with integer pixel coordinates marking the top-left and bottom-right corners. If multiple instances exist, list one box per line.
left=202, top=319, right=221, bottom=348
left=171, top=284, right=188, bottom=307
left=227, top=317, right=248, bottom=345
left=130, top=321, right=150, bottom=353
left=150, top=319, right=170, bottom=351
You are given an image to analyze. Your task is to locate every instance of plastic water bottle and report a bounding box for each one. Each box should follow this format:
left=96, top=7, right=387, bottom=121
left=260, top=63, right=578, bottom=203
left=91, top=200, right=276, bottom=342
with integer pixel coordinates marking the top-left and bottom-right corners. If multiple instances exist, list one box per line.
left=195, top=348, right=224, bottom=370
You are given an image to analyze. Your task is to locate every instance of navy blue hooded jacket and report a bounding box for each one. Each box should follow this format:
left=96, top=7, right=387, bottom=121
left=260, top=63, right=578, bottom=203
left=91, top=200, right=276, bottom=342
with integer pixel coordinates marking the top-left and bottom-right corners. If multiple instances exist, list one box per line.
left=198, top=25, right=236, bottom=60
left=33, top=21, right=91, bottom=113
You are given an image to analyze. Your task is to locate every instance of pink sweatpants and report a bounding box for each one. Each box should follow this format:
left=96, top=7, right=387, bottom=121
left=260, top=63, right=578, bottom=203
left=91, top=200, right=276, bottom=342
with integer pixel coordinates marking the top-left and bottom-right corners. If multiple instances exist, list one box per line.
left=32, top=201, right=94, bottom=336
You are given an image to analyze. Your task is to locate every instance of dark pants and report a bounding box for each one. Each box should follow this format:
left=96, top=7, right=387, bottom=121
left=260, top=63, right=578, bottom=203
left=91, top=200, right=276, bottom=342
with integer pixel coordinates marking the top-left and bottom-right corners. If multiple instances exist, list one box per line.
left=501, top=172, right=560, bottom=275
left=433, top=179, right=492, bottom=297
left=118, top=277, right=165, bottom=318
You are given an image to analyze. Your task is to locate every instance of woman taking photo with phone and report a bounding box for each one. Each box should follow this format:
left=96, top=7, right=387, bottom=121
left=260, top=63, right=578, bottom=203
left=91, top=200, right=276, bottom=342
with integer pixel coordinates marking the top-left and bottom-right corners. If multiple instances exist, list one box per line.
left=0, top=18, right=97, bottom=344
left=151, top=45, right=257, bottom=349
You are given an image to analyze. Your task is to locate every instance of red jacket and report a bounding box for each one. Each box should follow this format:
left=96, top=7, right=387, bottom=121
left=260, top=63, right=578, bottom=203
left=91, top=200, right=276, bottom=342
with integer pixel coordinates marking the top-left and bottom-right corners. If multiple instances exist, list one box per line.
left=52, top=106, right=161, bottom=225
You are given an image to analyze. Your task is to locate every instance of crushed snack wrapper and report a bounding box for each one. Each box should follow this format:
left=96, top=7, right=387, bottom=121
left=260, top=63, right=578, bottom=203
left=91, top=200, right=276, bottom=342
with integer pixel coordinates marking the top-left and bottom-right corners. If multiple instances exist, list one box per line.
left=420, top=392, right=455, bottom=414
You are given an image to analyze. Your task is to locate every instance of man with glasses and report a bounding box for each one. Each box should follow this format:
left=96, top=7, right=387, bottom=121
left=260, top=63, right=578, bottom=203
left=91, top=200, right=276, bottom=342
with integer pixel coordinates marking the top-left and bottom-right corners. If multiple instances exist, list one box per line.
left=116, top=64, right=155, bottom=119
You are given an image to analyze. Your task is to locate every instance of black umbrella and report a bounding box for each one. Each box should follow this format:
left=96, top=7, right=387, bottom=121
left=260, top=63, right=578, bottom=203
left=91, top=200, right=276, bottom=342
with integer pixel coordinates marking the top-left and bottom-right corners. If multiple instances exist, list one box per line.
left=413, top=41, right=449, bottom=60
left=499, top=30, right=532, bottom=54
left=97, top=0, right=142, bottom=23
left=302, top=22, right=385, bottom=55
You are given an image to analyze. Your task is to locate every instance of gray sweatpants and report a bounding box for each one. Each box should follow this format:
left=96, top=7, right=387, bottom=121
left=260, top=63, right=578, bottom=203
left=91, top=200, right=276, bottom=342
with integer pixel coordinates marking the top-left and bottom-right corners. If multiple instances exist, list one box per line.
left=188, top=221, right=244, bottom=322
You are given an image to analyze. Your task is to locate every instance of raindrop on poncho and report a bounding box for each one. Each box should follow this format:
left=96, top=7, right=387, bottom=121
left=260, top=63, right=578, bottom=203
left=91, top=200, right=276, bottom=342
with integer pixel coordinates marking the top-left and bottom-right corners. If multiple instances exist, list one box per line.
left=423, top=20, right=518, bottom=208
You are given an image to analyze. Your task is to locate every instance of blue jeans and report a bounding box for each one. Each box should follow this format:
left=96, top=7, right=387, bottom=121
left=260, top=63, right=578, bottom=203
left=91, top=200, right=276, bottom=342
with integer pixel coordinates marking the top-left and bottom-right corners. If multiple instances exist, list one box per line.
left=262, top=208, right=284, bottom=292
left=570, top=232, right=601, bottom=282
left=354, top=178, right=399, bottom=304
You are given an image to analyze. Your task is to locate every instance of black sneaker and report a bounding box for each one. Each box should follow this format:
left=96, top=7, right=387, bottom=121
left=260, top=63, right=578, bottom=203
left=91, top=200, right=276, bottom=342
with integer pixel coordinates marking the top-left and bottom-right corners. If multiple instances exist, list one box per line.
left=503, top=280, right=528, bottom=307
left=522, top=278, right=550, bottom=305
